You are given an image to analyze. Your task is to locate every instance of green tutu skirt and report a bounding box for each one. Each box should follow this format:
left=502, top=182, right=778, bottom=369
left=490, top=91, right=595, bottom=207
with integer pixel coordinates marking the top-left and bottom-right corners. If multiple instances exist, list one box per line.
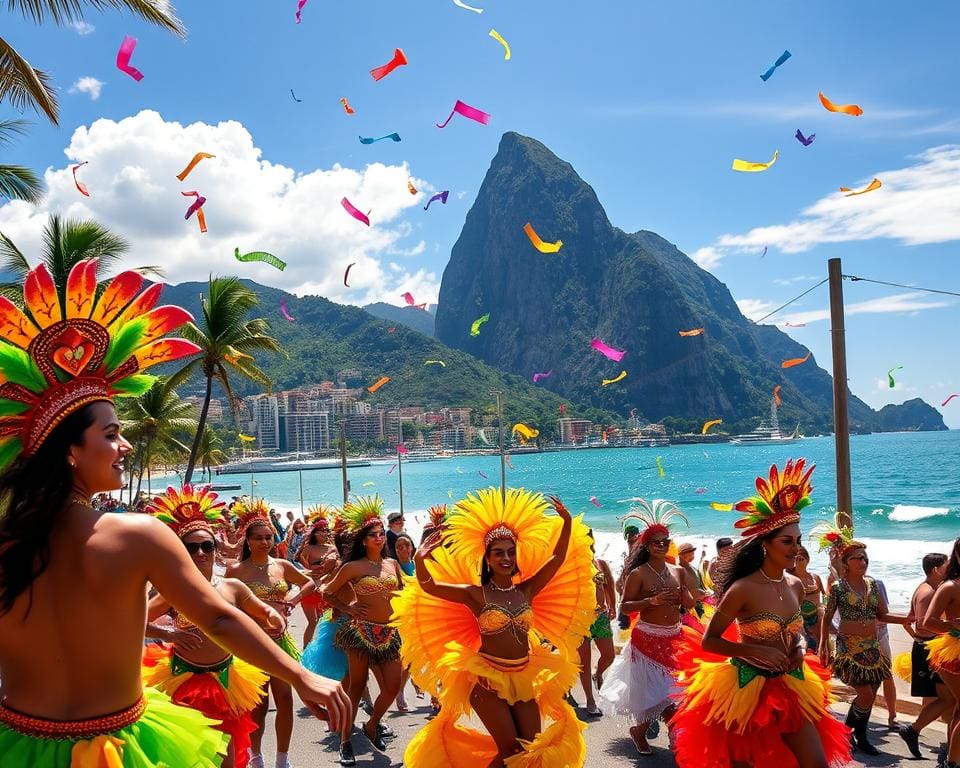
left=0, top=687, right=227, bottom=767
left=275, top=630, right=302, bottom=662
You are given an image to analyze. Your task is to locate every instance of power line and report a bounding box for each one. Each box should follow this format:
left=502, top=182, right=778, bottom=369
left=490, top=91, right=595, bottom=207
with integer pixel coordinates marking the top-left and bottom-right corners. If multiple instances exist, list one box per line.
left=844, top=274, right=960, bottom=299
left=752, top=278, right=828, bottom=324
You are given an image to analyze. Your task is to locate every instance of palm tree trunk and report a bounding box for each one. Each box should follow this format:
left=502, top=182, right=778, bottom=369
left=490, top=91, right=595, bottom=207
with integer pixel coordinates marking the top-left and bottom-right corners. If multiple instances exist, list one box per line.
left=184, top=374, right=213, bottom=485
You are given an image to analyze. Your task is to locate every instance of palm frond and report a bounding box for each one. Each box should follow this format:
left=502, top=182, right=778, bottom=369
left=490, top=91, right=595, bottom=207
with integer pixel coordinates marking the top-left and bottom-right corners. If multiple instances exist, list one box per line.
left=0, top=163, right=43, bottom=203
left=7, top=1, right=185, bottom=36
left=0, top=36, right=58, bottom=124
left=0, top=119, right=31, bottom=145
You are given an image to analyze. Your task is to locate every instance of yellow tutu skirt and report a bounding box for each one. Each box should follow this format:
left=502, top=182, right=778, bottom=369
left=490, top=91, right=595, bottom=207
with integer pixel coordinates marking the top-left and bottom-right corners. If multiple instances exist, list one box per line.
left=926, top=631, right=960, bottom=674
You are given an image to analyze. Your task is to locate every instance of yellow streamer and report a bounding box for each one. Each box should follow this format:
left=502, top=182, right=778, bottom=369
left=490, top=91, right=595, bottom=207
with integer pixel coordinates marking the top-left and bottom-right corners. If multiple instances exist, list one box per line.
left=601, top=370, right=627, bottom=386
left=239, top=433, right=256, bottom=442
left=656, top=456, right=665, bottom=478
left=840, top=178, right=882, bottom=197
left=512, top=423, right=539, bottom=441
left=710, top=502, right=734, bottom=511
left=523, top=222, right=563, bottom=253
left=701, top=418, right=722, bottom=435
left=489, top=28, right=511, bottom=60
left=732, top=149, right=779, bottom=172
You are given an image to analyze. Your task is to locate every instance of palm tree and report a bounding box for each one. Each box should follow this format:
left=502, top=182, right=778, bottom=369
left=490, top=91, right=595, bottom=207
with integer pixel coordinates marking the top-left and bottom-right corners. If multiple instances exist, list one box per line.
left=121, top=378, right=197, bottom=497
left=177, top=276, right=284, bottom=484
left=0, top=119, right=42, bottom=202
left=1, top=1, right=184, bottom=126
left=195, top=426, right=227, bottom=482
left=0, top=213, right=162, bottom=301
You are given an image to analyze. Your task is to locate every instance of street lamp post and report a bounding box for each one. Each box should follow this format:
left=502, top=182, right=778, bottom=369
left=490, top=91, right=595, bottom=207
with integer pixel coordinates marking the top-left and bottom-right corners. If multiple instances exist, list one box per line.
left=489, top=389, right=506, bottom=504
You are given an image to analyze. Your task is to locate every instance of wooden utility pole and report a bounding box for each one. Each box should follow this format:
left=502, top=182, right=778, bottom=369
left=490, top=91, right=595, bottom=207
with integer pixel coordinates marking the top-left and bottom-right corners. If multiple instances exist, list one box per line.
left=828, top=258, right=853, bottom=531
left=490, top=389, right=507, bottom=504
left=339, top=420, right=349, bottom=506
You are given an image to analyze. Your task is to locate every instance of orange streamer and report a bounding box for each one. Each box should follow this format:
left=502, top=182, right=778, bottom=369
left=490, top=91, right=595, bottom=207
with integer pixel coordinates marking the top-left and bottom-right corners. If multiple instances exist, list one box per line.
left=819, top=91, right=863, bottom=117
left=840, top=178, right=882, bottom=197
left=679, top=328, right=704, bottom=337
left=781, top=352, right=811, bottom=369
left=368, top=376, right=390, bottom=393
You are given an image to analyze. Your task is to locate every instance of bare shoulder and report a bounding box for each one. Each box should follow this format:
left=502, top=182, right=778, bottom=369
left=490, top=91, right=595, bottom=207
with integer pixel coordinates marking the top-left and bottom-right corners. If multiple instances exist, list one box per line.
left=92, top=511, right=170, bottom=550
left=783, top=572, right=803, bottom=589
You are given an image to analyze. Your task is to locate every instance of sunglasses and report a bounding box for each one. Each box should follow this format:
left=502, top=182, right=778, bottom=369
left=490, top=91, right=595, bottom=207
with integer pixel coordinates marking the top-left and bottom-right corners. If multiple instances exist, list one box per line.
left=185, top=540, right=216, bottom=555
left=847, top=555, right=869, bottom=562
left=648, top=538, right=671, bottom=547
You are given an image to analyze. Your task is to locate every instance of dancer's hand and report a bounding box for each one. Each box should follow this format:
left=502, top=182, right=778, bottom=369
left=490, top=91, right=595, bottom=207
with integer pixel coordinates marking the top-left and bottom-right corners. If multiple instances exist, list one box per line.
left=817, top=640, right=831, bottom=668
left=548, top=495, right=572, bottom=521
left=744, top=644, right=788, bottom=672
left=650, top=587, right=679, bottom=607
left=171, top=629, right=203, bottom=652
left=295, top=671, right=352, bottom=738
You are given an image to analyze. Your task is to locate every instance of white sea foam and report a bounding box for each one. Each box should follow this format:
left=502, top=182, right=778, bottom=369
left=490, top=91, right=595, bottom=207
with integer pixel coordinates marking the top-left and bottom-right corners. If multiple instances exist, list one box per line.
left=888, top=505, right=950, bottom=523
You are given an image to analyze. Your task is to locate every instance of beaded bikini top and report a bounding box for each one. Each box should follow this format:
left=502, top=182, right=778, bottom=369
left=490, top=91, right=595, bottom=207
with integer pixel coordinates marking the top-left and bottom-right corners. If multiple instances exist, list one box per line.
left=478, top=585, right=533, bottom=638
left=249, top=580, right=290, bottom=603
left=353, top=574, right=398, bottom=596
left=831, top=578, right=879, bottom=621
left=739, top=610, right=803, bottom=640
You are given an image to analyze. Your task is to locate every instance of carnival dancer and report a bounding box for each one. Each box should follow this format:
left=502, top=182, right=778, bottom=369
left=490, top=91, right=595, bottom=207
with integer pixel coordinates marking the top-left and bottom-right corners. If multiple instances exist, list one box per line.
left=788, top=546, right=826, bottom=649
left=922, top=538, right=960, bottom=767
left=392, top=488, right=596, bottom=768
left=672, top=459, right=853, bottom=768
left=814, top=513, right=911, bottom=756
left=598, top=499, right=695, bottom=755
left=144, top=484, right=280, bottom=768
left=320, top=495, right=404, bottom=765
left=0, top=260, right=349, bottom=767
left=297, top=505, right=340, bottom=646
left=228, top=497, right=319, bottom=768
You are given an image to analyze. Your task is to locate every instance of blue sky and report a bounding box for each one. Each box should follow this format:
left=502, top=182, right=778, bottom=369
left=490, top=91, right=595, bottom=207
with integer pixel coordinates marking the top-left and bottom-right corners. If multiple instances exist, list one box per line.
left=2, top=2, right=959, bottom=424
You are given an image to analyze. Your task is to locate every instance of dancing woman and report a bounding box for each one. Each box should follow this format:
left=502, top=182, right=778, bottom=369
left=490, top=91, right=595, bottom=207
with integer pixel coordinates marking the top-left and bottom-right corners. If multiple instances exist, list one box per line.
left=0, top=260, right=349, bottom=767
left=672, top=459, right=852, bottom=768
left=392, top=488, right=596, bottom=767
left=788, top=546, right=825, bottom=648
left=814, top=514, right=911, bottom=756
left=144, top=485, right=280, bottom=768
left=227, top=498, right=318, bottom=768
left=297, top=505, right=340, bottom=646
left=320, top=496, right=404, bottom=765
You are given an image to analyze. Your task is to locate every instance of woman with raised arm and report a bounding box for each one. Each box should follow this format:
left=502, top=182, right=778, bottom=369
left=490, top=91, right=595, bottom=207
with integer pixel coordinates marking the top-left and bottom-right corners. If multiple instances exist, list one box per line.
left=143, top=484, right=280, bottom=768
left=227, top=497, right=318, bottom=768
left=672, top=460, right=852, bottom=768
left=392, top=488, right=596, bottom=768
left=319, top=496, right=404, bottom=766
left=0, top=261, right=349, bottom=768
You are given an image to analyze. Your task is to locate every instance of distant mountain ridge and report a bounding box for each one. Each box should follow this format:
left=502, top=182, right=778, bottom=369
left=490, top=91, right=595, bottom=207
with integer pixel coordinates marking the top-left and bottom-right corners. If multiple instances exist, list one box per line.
left=363, top=302, right=435, bottom=336
left=434, top=132, right=944, bottom=434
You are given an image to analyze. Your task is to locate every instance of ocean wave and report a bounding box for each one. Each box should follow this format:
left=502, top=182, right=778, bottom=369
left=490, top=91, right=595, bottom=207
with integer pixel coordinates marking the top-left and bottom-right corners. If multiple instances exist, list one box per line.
left=888, top=505, right=950, bottom=523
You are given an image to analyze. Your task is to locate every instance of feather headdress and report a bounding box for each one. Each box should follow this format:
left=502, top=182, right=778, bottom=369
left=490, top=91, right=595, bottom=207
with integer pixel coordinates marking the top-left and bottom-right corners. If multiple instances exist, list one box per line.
left=340, top=495, right=384, bottom=533
left=233, top=496, right=272, bottom=534
left=427, top=504, right=449, bottom=530
left=734, top=458, right=814, bottom=538
left=620, top=498, right=689, bottom=546
left=147, top=484, right=226, bottom=538
left=809, top=510, right=861, bottom=555
left=305, top=503, right=337, bottom=539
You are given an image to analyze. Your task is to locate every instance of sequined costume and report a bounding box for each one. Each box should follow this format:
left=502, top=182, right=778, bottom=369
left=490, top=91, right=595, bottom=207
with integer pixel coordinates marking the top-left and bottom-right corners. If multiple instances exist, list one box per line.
left=391, top=488, right=596, bottom=767
left=302, top=610, right=349, bottom=681
left=826, top=578, right=890, bottom=685
left=335, top=574, right=401, bottom=662
left=249, top=580, right=302, bottom=660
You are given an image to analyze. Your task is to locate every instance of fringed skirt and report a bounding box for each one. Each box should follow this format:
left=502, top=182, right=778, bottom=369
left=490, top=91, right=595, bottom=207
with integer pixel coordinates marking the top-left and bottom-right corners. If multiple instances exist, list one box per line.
left=335, top=618, right=401, bottom=664
left=926, top=630, right=960, bottom=675
left=833, top=633, right=890, bottom=686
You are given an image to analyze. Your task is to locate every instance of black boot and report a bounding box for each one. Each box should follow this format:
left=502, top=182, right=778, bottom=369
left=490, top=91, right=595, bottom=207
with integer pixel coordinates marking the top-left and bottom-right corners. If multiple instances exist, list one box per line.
left=844, top=704, right=857, bottom=752
left=899, top=724, right=923, bottom=759
left=852, top=706, right=881, bottom=756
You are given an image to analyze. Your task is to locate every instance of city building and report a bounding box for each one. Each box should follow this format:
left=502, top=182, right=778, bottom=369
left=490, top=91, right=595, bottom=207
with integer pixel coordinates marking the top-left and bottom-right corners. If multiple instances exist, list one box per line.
left=556, top=418, right=593, bottom=445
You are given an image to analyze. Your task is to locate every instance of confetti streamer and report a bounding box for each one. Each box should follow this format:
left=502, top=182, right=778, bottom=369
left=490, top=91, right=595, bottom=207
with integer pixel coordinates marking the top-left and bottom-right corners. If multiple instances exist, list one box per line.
left=436, top=99, right=491, bottom=129
left=701, top=418, right=722, bottom=435
left=840, top=178, right=882, bottom=197
left=523, top=222, right=563, bottom=253
left=448, top=489, right=455, bottom=498
left=795, top=129, right=816, bottom=147
left=710, top=502, right=734, bottom=512
left=407, top=179, right=417, bottom=195
left=784, top=322, right=806, bottom=328
left=424, top=191, right=449, bottom=211
left=424, top=360, right=446, bottom=367
left=195, top=209, right=207, bottom=234
left=489, top=28, right=511, bottom=60
left=470, top=313, right=490, bottom=337
left=656, top=456, right=665, bottom=478
left=367, top=376, right=390, bottom=393
left=71, top=162, right=90, bottom=197
left=759, top=49, right=791, bottom=81
left=343, top=262, right=355, bottom=287
left=359, top=133, right=401, bottom=144
left=290, top=89, right=302, bottom=103
left=602, top=370, right=627, bottom=386
left=942, top=394, right=959, bottom=407
left=679, top=328, right=704, bottom=337
left=453, top=0, right=483, bottom=12
left=387, top=327, right=396, bottom=334
left=176, top=152, right=215, bottom=182
left=239, top=434, right=256, bottom=442
left=397, top=443, right=409, bottom=455
left=181, top=191, right=207, bottom=232
left=340, top=98, right=355, bottom=115
left=591, top=338, right=626, bottom=362
left=819, top=91, right=863, bottom=117
left=224, top=351, right=252, bottom=366
left=732, top=149, right=779, bottom=172
left=402, top=292, right=418, bottom=306
left=695, top=488, right=707, bottom=495
left=388, top=463, right=397, bottom=475
left=761, top=247, right=768, bottom=257
left=478, top=470, right=488, bottom=479
left=887, top=365, right=903, bottom=389
left=362, top=481, right=376, bottom=487
left=781, top=352, right=811, bottom=369
left=512, top=423, right=539, bottom=442
left=370, top=48, right=407, bottom=81
left=773, top=385, right=782, bottom=407
left=116, top=35, right=144, bottom=81
left=532, top=370, right=553, bottom=383
left=341, top=197, right=370, bottom=226
left=295, top=0, right=308, bottom=22
left=234, top=248, right=286, bottom=271
left=505, top=455, right=514, bottom=470
left=590, top=496, right=602, bottom=508
left=280, top=299, right=295, bottom=322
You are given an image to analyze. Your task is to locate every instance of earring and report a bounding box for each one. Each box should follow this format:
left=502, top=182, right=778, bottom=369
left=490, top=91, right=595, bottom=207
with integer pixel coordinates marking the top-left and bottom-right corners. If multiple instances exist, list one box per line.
left=68, top=459, right=76, bottom=468
left=762, top=547, right=768, bottom=558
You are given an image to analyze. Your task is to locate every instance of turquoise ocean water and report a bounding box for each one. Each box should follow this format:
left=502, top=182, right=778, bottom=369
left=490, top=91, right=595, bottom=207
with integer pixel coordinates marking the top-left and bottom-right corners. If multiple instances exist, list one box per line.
left=187, top=431, right=960, bottom=608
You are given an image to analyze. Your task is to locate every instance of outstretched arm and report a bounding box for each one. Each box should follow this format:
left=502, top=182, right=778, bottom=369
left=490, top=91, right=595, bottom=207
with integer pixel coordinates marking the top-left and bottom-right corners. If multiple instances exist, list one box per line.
left=413, top=530, right=477, bottom=605
left=520, top=495, right=572, bottom=598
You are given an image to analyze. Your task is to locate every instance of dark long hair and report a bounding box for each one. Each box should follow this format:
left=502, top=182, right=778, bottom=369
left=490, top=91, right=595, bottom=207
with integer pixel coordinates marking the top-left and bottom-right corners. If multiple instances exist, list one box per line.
left=346, top=521, right=384, bottom=563
left=0, top=404, right=98, bottom=616
left=945, top=538, right=960, bottom=582
left=480, top=538, right=521, bottom=585
left=241, top=521, right=274, bottom=562
left=622, top=539, right=651, bottom=574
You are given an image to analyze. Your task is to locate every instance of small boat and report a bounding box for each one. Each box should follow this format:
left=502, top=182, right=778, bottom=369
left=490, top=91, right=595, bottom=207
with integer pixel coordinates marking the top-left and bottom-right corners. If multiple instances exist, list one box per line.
left=730, top=398, right=801, bottom=446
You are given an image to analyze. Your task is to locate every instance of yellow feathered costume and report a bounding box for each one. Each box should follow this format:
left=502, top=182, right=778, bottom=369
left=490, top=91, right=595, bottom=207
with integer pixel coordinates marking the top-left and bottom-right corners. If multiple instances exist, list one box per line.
left=391, top=488, right=596, bottom=767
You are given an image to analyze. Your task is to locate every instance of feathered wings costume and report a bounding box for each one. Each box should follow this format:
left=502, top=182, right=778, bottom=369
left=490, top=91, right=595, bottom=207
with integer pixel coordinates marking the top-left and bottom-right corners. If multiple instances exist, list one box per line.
left=391, top=487, right=596, bottom=768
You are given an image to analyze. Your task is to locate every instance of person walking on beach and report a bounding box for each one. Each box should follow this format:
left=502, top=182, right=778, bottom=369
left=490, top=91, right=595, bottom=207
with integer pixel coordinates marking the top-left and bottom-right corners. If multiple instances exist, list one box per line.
left=900, top=552, right=952, bottom=758
left=599, top=499, right=695, bottom=756
left=678, top=541, right=712, bottom=629
left=615, top=523, right=640, bottom=630
left=578, top=534, right=616, bottom=716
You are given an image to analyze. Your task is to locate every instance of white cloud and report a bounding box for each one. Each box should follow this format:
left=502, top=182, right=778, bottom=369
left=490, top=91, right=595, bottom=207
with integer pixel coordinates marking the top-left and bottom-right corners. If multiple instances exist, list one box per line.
left=698, top=145, right=960, bottom=266
left=0, top=110, right=438, bottom=305
left=68, top=77, right=104, bottom=100
left=692, top=246, right=723, bottom=270
left=736, top=298, right=776, bottom=321
left=68, top=20, right=95, bottom=35
left=779, top=291, right=951, bottom=326
left=772, top=275, right=818, bottom=286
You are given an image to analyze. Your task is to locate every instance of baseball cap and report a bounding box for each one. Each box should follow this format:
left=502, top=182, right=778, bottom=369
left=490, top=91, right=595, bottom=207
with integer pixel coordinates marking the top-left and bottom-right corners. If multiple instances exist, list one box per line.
left=387, top=512, right=404, bottom=523
left=678, top=542, right=696, bottom=554
left=623, top=525, right=640, bottom=537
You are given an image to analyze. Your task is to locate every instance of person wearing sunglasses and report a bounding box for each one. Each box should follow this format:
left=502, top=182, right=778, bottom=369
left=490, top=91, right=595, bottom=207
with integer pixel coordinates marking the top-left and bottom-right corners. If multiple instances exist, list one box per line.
left=143, top=486, right=289, bottom=768
left=816, top=516, right=911, bottom=756
left=599, top=499, right=695, bottom=756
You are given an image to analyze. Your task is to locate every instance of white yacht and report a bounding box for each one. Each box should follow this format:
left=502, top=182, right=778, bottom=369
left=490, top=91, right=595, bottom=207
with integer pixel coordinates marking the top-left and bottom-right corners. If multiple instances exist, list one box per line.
left=730, top=398, right=801, bottom=446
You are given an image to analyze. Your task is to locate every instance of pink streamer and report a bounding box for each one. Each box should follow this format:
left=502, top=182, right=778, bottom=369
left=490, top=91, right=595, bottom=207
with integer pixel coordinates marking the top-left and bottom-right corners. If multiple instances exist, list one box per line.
left=589, top=496, right=602, bottom=508
left=116, top=35, right=144, bottom=81
left=590, top=337, right=626, bottom=362
left=436, top=99, right=491, bottom=129
left=401, top=292, right=416, bottom=306
left=72, top=162, right=90, bottom=197
left=341, top=197, right=370, bottom=226
left=280, top=299, right=295, bottom=322
left=181, top=190, right=206, bottom=220
left=295, top=0, right=309, bottom=23
left=397, top=443, right=409, bottom=455
left=388, top=463, right=397, bottom=475
left=532, top=370, right=553, bottom=383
